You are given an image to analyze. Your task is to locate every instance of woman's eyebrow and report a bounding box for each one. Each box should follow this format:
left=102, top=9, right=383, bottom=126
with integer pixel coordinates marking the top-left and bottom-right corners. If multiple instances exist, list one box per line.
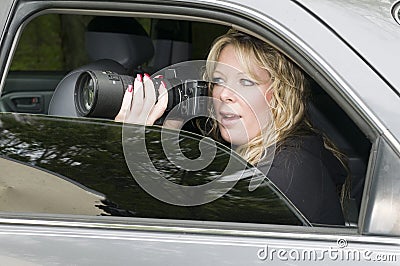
left=213, top=68, right=261, bottom=82
left=236, top=72, right=258, bottom=81
left=212, top=69, right=226, bottom=77
left=214, top=67, right=248, bottom=76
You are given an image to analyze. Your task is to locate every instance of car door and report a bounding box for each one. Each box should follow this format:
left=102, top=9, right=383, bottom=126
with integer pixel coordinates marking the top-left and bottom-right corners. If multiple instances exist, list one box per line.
left=0, top=112, right=311, bottom=264
left=0, top=0, right=399, bottom=265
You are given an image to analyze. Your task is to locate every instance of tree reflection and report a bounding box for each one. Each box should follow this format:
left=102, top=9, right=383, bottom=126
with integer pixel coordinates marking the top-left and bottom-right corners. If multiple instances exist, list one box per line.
left=0, top=113, right=305, bottom=225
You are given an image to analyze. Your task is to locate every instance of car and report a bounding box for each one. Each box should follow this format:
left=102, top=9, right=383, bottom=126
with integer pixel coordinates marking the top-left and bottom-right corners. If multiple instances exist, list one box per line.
left=0, top=0, right=399, bottom=264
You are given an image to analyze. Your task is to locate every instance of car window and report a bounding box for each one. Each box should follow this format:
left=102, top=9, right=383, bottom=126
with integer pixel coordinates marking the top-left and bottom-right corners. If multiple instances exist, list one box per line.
left=0, top=10, right=373, bottom=228
left=0, top=112, right=306, bottom=225
left=0, top=156, right=105, bottom=215
left=1, top=13, right=227, bottom=114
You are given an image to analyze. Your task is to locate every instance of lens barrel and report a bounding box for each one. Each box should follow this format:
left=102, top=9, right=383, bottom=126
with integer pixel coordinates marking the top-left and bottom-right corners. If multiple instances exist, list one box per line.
left=74, top=70, right=128, bottom=119
left=74, top=70, right=208, bottom=120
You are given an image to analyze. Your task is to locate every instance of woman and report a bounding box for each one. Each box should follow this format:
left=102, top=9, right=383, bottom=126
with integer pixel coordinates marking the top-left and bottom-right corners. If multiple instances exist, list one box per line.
left=116, top=29, right=349, bottom=225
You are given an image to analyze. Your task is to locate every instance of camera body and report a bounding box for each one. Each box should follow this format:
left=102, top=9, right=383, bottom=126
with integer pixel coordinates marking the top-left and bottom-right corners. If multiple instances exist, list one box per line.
left=74, top=69, right=209, bottom=120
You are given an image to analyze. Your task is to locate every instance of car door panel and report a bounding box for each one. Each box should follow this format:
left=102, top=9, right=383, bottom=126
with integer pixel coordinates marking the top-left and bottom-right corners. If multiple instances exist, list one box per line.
left=0, top=222, right=397, bottom=265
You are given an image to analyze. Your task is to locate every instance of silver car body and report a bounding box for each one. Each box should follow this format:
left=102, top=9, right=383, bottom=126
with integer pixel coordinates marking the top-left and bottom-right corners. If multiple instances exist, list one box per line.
left=0, top=0, right=399, bottom=264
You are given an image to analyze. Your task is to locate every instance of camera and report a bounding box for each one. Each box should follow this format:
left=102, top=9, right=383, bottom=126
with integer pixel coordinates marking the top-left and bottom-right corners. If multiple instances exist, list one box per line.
left=74, top=69, right=209, bottom=119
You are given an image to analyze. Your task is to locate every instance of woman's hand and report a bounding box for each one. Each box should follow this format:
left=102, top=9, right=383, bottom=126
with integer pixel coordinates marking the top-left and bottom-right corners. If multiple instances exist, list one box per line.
left=115, top=73, right=168, bottom=125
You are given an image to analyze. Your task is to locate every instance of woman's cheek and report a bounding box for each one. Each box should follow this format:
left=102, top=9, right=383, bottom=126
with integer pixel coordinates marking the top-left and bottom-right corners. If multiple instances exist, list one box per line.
left=219, top=126, right=230, bottom=143
left=218, top=122, right=251, bottom=146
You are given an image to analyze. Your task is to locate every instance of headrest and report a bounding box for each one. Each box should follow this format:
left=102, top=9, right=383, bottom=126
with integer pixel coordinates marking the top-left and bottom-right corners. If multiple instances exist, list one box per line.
left=48, top=59, right=126, bottom=117
left=85, top=16, right=154, bottom=73
left=150, top=19, right=192, bottom=71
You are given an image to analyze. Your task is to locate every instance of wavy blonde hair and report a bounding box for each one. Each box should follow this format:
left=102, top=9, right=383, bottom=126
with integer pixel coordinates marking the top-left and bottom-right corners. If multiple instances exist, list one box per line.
left=203, top=29, right=350, bottom=206
left=205, top=29, right=308, bottom=164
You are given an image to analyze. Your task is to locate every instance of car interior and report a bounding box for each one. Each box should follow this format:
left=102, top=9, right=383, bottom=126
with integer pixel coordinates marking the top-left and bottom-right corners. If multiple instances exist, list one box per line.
left=0, top=13, right=372, bottom=226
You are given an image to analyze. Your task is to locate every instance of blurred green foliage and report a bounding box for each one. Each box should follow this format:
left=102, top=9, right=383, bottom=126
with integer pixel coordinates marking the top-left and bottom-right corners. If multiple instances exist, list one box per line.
left=11, top=14, right=64, bottom=71
left=11, top=14, right=93, bottom=71
left=10, top=14, right=227, bottom=71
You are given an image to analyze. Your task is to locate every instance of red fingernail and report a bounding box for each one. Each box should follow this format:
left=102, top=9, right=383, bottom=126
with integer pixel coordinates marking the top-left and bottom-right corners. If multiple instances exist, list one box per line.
left=127, top=85, right=133, bottom=92
left=144, top=73, right=151, bottom=79
left=136, top=74, right=142, bottom=82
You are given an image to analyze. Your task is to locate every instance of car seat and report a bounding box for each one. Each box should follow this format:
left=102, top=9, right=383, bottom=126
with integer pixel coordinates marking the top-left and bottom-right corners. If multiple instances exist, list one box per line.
left=307, top=80, right=371, bottom=225
left=148, top=19, right=192, bottom=72
left=48, top=16, right=154, bottom=117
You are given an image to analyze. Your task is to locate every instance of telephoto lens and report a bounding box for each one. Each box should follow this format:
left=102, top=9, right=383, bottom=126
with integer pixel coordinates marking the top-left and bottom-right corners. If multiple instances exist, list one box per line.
left=74, top=70, right=133, bottom=119
left=74, top=69, right=209, bottom=120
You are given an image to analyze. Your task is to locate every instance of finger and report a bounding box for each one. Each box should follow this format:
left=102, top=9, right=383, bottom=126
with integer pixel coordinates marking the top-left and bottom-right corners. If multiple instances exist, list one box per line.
left=142, top=73, right=157, bottom=112
left=163, top=119, right=184, bottom=129
left=147, top=81, right=168, bottom=124
left=156, top=80, right=168, bottom=112
left=130, top=74, right=144, bottom=116
left=115, top=85, right=133, bottom=122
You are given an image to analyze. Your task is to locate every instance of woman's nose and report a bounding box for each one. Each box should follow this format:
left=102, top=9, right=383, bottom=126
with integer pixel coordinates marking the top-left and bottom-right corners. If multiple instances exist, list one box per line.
left=218, top=86, right=237, bottom=103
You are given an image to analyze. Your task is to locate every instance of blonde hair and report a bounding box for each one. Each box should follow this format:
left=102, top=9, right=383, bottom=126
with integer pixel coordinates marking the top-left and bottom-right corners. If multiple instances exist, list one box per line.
left=204, top=29, right=350, bottom=206
left=205, top=29, right=308, bottom=164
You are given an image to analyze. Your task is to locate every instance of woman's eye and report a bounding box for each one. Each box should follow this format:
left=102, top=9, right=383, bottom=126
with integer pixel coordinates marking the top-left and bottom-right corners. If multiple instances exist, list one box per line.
left=212, top=77, right=225, bottom=85
left=240, top=79, right=256, bottom=86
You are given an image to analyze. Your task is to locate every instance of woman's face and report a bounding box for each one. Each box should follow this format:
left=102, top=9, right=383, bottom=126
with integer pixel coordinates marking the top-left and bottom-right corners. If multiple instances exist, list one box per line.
left=212, top=44, right=273, bottom=146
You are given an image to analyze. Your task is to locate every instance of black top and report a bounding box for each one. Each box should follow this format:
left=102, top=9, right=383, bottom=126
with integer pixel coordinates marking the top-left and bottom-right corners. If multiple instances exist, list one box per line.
left=257, top=134, right=347, bottom=225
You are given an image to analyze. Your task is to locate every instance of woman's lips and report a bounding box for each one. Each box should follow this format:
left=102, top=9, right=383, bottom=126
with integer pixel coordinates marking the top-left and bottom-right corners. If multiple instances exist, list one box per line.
left=219, top=111, right=242, bottom=127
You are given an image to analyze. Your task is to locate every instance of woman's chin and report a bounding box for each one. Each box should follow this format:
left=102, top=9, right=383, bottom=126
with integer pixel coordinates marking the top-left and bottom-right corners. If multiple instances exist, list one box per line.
left=219, top=127, right=249, bottom=146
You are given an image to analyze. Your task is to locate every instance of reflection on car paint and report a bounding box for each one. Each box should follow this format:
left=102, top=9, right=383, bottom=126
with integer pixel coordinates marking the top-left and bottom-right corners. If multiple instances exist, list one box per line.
left=0, top=113, right=307, bottom=225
